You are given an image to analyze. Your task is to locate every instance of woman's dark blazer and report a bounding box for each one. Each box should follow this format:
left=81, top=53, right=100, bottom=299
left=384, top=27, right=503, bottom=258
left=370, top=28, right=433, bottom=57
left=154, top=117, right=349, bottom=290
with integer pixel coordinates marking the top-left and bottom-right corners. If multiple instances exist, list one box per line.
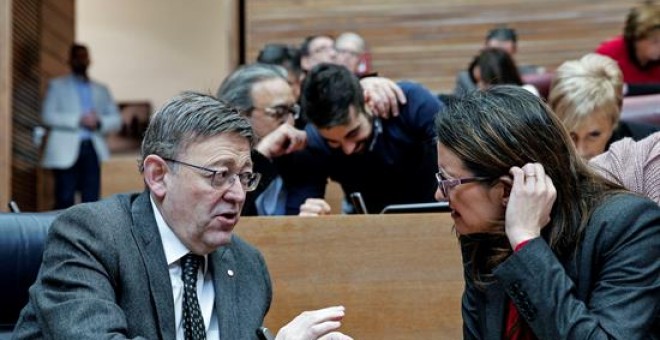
left=462, top=193, right=660, bottom=339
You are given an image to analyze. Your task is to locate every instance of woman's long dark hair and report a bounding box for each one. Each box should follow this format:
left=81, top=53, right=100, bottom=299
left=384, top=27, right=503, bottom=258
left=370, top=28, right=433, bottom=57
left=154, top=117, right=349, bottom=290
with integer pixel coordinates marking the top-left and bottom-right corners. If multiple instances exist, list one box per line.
left=469, top=48, right=523, bottom=87
left=435, top=86, right=623, bottom=285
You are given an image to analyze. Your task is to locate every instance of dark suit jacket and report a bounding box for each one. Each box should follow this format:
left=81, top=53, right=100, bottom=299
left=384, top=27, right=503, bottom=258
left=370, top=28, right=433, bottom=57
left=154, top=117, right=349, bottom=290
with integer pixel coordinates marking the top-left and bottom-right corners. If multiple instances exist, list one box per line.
left=462, top=194, right=660, bottom=339
left=606, top=120, right=660, bottom=151
left=13, top=191, right=272, bottom=339
left=243, top=150, right=280, bottom=216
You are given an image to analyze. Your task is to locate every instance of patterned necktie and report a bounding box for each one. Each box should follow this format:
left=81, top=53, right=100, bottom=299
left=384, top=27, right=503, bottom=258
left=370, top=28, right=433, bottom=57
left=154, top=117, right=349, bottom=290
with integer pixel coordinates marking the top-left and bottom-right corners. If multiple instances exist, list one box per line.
left=181, top=254, right=206, bottom=340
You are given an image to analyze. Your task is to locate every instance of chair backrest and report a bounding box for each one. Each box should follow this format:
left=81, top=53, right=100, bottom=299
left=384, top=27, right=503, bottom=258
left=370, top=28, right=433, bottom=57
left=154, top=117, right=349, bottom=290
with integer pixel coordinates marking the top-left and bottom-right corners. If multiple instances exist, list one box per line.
left=621, top=94, right=660, bottom=127
left=0, top=212, right=58, bottom=331
left=522, top=72, right=554, bottom=101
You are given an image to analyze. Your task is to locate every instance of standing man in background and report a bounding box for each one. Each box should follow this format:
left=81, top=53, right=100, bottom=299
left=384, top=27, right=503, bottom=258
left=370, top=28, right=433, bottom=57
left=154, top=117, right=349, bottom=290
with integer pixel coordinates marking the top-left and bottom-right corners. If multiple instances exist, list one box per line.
left=41, top=43, right=121, bottom=209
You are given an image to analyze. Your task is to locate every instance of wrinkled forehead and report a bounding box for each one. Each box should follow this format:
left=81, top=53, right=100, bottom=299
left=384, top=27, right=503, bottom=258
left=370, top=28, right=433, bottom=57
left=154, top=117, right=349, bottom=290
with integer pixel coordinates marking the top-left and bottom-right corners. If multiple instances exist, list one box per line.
left=181, top=133, right=253, bottom=166
left=251, top=78, right=294, bottom=103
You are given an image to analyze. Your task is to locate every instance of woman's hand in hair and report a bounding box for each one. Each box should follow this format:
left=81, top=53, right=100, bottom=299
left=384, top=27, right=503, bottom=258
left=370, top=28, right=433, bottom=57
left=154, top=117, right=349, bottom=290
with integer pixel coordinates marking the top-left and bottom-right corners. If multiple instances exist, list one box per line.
left=504, top=163, right=557, bottom=249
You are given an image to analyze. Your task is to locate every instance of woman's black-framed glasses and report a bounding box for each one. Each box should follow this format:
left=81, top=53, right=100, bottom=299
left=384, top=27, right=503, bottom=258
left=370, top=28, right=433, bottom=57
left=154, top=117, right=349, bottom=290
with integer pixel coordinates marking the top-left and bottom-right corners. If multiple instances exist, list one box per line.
left=435, top=172, right=493, bottom=198
left=252, top=103, right=300, bottom=121
left=163, top=158, right=261, bottom=192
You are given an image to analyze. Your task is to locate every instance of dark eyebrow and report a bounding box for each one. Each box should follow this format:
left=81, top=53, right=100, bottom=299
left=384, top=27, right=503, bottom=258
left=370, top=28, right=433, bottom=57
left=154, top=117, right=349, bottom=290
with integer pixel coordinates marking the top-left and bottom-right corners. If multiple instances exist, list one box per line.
left=322, top=120, right=362, bottom=144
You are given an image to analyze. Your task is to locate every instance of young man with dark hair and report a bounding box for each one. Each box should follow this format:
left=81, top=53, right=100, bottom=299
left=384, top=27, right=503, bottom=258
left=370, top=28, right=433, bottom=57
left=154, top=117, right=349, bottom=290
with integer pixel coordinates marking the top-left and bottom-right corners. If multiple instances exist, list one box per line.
left=278, top=64, right=443, bottom=215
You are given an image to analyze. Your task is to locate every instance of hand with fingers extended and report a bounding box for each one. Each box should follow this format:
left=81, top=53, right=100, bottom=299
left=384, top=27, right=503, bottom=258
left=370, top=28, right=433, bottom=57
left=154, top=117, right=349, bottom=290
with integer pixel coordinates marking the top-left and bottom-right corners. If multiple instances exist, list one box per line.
left=275, top=306, right=353, bottom=340
left=505, top=163, right=557, bottom=249
left=255, top=123, right=307, bottom=160
left=299, top=198, right=332, bottom=217
left=360, top=77, right=407, bottom=119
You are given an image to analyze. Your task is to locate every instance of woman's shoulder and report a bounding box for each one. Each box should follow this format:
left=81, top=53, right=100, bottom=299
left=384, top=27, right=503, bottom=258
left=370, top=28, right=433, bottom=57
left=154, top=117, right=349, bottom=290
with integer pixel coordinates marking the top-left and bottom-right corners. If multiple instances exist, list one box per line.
left=587, top=193, right=660, bottom=244
left=592, top=193, right=658, bottom=220
left=595, top=35, right=625, bottom=56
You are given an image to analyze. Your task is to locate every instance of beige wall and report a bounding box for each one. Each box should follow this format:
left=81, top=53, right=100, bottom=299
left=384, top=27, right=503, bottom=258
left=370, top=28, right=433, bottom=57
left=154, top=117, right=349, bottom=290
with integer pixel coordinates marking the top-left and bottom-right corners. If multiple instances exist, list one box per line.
left=76, top=0, right=237, bottom=111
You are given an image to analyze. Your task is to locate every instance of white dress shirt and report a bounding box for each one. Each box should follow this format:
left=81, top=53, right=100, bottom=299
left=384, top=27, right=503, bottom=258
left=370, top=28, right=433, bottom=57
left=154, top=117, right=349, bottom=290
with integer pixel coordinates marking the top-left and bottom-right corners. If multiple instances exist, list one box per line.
left=151, top=196, right=219, bottom=339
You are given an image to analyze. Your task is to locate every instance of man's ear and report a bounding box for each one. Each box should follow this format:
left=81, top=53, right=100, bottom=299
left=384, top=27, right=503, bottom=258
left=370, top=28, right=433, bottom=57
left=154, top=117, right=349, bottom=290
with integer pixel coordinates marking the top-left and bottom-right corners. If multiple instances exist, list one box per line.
left=498, top=175, right=513, bottom=206
left=143, top=155, right=168, bottom=199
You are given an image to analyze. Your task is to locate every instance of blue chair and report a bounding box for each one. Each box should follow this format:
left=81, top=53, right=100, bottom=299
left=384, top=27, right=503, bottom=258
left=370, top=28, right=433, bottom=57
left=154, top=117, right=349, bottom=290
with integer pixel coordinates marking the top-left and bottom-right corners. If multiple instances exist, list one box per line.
left=0, top=211, right=59, bottom=338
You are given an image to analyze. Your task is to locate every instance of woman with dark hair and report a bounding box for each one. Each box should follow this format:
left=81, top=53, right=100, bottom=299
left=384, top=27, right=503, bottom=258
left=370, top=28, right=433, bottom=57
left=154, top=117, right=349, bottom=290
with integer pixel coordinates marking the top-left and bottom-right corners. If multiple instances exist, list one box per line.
left=434, top=85, right=660, bottom=338
left=469, top=48, right=539, bottom=96
left=596, top=1, right=660, bottom=90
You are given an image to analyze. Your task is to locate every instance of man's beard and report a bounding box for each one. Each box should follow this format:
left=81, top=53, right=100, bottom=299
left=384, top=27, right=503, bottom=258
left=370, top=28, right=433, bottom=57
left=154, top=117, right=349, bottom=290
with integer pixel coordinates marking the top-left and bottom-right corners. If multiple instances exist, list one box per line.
left=72, top=65, right=88, bottom=76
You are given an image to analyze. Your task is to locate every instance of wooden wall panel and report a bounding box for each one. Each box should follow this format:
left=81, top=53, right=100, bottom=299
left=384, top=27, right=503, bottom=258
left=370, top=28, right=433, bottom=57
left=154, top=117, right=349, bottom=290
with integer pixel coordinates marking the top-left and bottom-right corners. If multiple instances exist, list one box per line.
left=36, top=0, right=74, bottom=211
left=0, top=0, right=11, bottom=212
left=9, top=0, right=73, bottom=211
left=11, top=0, right=42, bottom=212
left=245, top=0, right=637, bottom=94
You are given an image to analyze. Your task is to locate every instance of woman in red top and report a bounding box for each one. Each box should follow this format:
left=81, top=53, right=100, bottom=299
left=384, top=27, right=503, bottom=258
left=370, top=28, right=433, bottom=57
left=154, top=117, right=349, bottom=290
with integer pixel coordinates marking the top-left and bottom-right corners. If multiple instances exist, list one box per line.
left=596, top=2, right=660, bottom=86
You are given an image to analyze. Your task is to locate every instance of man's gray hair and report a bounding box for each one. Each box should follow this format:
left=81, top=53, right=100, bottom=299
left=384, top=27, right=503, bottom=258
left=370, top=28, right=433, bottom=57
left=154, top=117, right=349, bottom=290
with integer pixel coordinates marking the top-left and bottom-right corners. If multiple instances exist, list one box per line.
left=335, top=32, right=366, bottom=53
left=216, top=63, right=288, bottom=114
left=139, top=91, right=254, bottom=172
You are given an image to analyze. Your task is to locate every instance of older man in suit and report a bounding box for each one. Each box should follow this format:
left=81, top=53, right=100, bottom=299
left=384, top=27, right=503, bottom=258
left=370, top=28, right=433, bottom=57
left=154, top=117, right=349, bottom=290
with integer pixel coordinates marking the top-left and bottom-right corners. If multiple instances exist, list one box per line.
left=41, top=43, right=122, bottom=209
left=14, top=92, right=350, bottom=340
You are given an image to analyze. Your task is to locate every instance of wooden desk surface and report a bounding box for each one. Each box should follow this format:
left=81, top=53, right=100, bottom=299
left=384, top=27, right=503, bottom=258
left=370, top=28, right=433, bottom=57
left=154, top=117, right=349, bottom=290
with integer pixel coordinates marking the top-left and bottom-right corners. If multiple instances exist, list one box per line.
left=235, top=213, right=463, bottom=340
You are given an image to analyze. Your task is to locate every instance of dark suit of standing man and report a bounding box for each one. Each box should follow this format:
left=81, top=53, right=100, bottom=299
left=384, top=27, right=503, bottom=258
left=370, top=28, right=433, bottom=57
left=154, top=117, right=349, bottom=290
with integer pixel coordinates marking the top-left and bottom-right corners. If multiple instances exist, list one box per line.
left=14, top=92, right=351, bottom=340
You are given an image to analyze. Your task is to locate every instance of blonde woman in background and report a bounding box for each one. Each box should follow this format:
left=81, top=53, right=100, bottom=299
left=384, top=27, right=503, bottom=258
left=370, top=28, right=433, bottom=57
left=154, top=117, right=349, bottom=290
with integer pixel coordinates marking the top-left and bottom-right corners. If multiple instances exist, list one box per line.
left=548, top=53, right=658, bottom=160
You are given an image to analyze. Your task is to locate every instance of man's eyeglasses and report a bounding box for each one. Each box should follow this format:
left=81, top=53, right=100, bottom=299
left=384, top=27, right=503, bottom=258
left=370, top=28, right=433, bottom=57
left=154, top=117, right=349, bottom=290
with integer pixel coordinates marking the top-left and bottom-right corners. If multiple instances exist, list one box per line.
left=163, top=158, right=261, bottom=192
left=435, top=172, right=493, bottom=198
left=252, top=103, right=300, bottom=120
left=310, top=45, right=335, bottom=55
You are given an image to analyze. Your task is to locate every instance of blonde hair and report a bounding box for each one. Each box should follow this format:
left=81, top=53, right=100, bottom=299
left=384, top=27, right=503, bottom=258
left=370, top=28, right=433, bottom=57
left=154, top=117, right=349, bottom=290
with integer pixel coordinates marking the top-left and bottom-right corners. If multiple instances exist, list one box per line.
left=625, top=1, right=660, bottom=42
left=548, top=53, right=623, bottom=131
